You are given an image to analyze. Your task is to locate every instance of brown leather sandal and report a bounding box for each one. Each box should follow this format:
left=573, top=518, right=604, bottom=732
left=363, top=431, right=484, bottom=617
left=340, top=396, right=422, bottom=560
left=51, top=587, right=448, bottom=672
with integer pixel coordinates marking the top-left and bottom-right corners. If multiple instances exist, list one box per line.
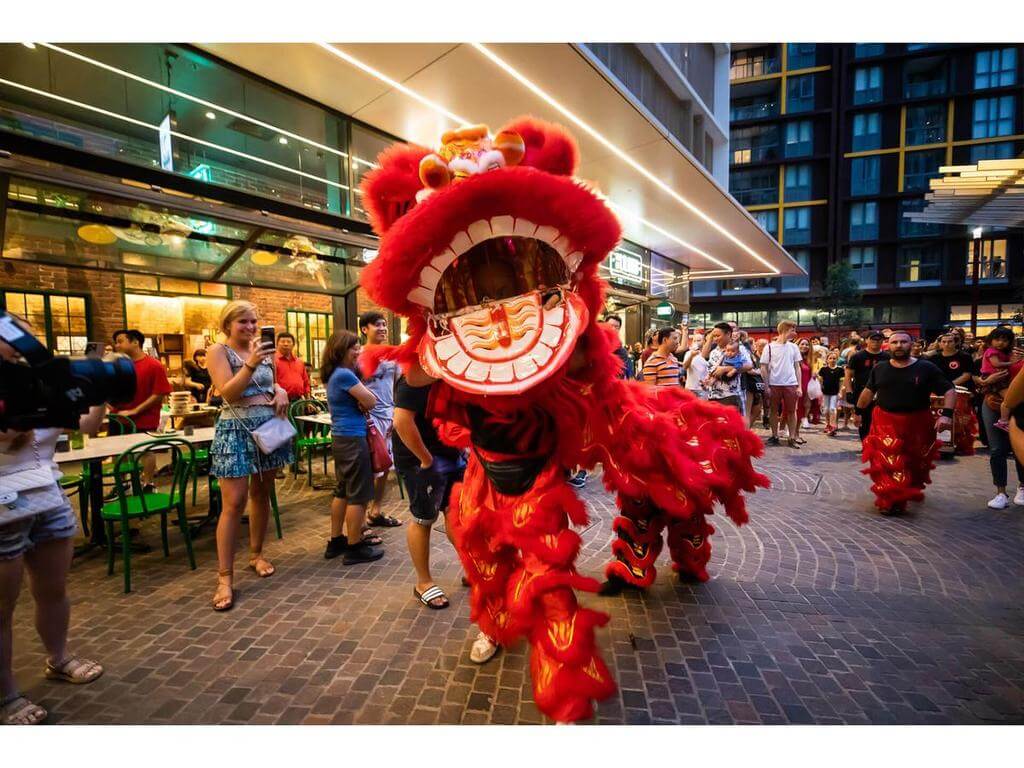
left=248, top=550, right=275, bottom=578
left=212, top=569, right=234, bottom=612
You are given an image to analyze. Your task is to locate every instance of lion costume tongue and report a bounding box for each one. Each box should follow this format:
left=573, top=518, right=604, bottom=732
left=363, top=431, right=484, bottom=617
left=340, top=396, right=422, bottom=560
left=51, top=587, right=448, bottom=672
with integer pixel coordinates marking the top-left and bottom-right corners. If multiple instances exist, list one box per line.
left=420, top=291, right=587, bottom=395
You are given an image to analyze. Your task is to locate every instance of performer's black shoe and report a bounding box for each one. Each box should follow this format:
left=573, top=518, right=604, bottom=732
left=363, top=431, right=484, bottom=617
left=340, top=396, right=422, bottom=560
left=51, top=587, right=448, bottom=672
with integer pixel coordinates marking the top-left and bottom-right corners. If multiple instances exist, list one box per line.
left=598, top=574, right=630, bottom=596
left=881, top=502, right=906, bottom=517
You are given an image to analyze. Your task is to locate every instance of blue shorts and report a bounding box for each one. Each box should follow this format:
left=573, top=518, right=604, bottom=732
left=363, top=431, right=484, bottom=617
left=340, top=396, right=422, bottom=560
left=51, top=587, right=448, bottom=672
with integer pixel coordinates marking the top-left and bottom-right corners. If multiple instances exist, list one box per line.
left=398, top=454, right=465, bottom=526
left=210, top=407, right=294, bottom=479
left=0, top=502, right=78, bottom=560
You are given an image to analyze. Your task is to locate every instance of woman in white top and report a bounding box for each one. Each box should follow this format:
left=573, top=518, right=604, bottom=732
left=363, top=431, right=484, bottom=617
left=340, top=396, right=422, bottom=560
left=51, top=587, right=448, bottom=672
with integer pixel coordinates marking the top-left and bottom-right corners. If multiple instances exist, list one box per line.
left=1, top=315, right=106, bottom=725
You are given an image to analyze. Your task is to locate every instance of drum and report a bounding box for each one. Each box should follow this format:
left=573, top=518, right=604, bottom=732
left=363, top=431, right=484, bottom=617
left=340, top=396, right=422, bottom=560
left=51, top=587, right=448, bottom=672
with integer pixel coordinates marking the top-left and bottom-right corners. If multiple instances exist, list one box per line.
left=931, top=394, right=956, bottom=458
left=953, top=387, right=977, bottom=456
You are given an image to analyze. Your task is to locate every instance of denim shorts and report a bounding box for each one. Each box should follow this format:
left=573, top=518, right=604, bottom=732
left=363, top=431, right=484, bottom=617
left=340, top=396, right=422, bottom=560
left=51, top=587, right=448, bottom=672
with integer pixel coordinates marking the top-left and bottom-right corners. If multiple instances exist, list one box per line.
left=0, top=502, right=78, bottom=560
left=398, top=454, right=465, bottom=526
left=210, top=406, right=295, bottom=479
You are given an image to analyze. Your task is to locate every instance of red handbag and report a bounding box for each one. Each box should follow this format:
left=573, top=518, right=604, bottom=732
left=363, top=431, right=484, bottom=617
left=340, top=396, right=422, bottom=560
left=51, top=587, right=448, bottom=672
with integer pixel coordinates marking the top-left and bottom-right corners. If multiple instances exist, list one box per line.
left=366, top=418, right=393, bottom=473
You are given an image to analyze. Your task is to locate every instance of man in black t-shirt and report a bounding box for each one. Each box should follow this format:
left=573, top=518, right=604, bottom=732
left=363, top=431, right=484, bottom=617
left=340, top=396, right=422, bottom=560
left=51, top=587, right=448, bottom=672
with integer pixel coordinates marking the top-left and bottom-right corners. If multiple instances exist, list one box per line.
left=928, top=333, right=981, bottom=454
left=844, top=331, right=891, bottom=441
left=393, top=377, right=466, bottom=610
left=857, top=331, right=954, bottom=515
left=929, top=333, right=975, bottom=388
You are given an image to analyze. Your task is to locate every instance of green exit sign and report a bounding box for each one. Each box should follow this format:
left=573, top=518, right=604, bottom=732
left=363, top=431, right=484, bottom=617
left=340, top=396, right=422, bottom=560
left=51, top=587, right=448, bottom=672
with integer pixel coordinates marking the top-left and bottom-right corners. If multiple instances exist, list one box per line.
left=655, top=301, right=674, bottom=317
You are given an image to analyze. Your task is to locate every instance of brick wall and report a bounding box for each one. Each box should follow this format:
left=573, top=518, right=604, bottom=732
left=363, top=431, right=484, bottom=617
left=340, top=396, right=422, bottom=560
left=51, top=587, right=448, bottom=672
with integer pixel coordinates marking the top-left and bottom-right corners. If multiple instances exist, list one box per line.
left=0, top=260, right=125, bottom=343
left=232, top=285, right=334, bottom=332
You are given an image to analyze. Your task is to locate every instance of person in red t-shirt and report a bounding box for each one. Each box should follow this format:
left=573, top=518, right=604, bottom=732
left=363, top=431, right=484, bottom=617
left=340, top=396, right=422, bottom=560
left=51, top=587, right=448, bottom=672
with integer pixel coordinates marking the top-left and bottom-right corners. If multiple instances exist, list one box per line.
left=274, top=332, right=310, bottom=402
left=110, top=329, right=173, bottom=488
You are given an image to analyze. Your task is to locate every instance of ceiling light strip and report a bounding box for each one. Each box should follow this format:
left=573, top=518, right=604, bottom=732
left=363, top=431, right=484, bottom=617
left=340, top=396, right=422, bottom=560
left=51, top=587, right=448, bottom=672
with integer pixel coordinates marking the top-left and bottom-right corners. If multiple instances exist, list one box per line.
left=316, top=43, right=471, bottom=127
left=471, top=43, right=780, bottom=275
left=39, top=43, right=375, bottom=169
left=313, top=44, right=736, bottom=274
left=604, top=200, right=732, bottom=272
left=0, top=77, right=349, bottom=192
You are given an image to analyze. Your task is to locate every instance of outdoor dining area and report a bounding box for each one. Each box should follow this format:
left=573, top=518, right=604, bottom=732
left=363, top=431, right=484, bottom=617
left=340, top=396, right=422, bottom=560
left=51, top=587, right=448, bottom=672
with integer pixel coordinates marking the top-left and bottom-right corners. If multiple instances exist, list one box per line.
left=56, top=395, right=345, bottom=593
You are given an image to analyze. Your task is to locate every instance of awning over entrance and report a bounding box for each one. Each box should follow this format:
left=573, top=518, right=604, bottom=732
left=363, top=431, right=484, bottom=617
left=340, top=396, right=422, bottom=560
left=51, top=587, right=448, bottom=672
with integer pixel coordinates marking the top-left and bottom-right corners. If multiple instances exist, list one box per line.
left=907, top=158, right=1024, bottom=228
left=200, top=43, right=804, bottom=281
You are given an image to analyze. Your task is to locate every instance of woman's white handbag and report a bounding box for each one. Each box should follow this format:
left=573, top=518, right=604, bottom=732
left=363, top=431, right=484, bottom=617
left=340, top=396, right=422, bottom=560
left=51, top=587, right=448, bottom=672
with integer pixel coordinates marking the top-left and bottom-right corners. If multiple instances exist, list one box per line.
left=806, top=377, right=823, bottom=400
left=250, top=416, right=297, bottom=455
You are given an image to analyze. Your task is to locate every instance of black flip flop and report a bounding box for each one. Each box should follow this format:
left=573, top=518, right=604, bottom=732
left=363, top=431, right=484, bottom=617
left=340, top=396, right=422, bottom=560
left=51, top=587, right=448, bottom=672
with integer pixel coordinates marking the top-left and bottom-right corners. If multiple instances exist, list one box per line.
left=367, top=514, right=402, bottom=528
left=414, top=585, right=450, bottom=609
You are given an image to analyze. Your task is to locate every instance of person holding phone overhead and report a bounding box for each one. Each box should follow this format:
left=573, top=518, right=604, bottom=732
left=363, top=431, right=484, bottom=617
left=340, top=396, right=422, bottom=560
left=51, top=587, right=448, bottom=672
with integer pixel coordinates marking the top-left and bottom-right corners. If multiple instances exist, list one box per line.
left=205, top=301, right=292, bottom=611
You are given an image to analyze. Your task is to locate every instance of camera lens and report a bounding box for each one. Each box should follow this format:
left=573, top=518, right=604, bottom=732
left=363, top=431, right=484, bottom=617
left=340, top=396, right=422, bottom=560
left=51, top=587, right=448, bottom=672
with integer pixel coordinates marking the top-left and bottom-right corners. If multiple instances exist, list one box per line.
left=67, top=356, right=137, bottom=406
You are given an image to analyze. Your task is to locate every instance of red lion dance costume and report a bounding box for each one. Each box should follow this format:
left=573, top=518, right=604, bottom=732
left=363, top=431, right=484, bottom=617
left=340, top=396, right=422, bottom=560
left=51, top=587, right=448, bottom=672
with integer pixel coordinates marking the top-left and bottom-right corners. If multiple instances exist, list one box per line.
left=861, top=409, right=940, bottom=511
left=360, top=117, right=767, bottom=722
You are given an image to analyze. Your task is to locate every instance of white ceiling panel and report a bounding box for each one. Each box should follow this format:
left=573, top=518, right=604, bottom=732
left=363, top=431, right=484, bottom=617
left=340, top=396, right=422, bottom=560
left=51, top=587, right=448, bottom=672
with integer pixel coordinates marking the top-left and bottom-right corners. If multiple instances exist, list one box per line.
left=199, top=42, right=802, bottom=278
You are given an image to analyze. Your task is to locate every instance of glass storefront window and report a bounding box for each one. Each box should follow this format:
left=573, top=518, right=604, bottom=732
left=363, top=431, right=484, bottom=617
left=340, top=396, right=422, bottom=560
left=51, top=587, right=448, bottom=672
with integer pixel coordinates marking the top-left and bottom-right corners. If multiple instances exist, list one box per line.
left=3, top=175, right=368, bottom=296
left=287, top=309, right=333, bottom=365
left=350, top=124, right=394, bottom=221
left=0, top=43, right=400, bottom=223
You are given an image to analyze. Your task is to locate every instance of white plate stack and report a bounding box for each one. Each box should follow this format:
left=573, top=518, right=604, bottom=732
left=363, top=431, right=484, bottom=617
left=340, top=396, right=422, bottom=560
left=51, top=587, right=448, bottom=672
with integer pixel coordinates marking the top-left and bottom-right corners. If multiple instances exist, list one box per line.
left=168, top=391, right=192, bottom=416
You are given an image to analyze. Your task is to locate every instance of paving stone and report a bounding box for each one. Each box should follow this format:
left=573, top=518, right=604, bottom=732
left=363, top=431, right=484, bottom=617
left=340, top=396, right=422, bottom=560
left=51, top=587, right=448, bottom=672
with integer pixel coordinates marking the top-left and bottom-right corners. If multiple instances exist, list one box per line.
left=10, top=430, right=1022, bottom=724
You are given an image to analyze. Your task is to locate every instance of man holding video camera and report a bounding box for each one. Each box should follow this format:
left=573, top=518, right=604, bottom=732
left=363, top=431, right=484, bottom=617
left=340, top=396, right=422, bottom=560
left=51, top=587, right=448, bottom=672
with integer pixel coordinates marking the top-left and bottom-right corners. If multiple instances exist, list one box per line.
left=1, top=312, right=119, bottom=724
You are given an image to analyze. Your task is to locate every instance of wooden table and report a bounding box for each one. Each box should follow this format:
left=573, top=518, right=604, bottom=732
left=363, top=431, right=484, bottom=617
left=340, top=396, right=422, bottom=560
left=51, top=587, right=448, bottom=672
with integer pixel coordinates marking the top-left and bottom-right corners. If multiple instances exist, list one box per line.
left=168, top=406, right=220, bottom=429
left=296, top=413, right=332, bottom=427
left=56, top=427, right=216, bottom=554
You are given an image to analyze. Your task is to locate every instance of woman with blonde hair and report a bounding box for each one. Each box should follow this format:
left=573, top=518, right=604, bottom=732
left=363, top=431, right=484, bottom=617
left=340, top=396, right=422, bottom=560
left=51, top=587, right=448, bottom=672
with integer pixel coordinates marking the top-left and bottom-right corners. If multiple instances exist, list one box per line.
left=206, top=300, right=292, bottom=611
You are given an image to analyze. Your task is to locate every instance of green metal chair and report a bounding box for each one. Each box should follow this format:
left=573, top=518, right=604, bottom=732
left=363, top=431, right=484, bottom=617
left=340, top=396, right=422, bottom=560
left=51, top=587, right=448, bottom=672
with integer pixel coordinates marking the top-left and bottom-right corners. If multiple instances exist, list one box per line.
left=289, top=399, right=331, bottom=487
left=59, top=471, right=90, bottom=538
left=101, top=437, right=196, bottom=593
left=92, top=414, right=139, bottom=494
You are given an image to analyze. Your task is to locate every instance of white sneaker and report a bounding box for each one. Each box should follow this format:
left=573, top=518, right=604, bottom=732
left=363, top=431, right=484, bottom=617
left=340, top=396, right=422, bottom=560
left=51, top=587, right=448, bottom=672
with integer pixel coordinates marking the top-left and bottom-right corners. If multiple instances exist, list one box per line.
left=470, top=631, right=499, bottom=664
left=988, top=493, right=1009, bottom=510
left=1014, top=487, right=1024, bottom=506
left=801, top=418, right=811, bottom=429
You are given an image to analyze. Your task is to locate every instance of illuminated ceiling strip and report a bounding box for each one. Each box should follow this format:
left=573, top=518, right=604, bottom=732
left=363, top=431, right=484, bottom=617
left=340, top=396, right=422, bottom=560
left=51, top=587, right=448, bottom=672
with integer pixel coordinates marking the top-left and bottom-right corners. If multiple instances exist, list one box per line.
left=39, top=43, right=377, bottom=170
left=0, top=78, right=349, bottom=192
left=316, top=43, right=471, bottom=126
left=690, top=271, right=779, bottom=281
left=603, top=200, right=731, bottom=272
left=471, top=43, right=779, bottom=275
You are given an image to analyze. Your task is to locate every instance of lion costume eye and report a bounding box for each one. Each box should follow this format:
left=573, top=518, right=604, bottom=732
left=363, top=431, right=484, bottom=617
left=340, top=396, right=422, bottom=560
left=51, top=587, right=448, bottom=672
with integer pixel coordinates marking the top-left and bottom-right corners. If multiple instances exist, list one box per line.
left=418, top=153, right=451, bottom=190
left=493, top=130, right=525, bottom=167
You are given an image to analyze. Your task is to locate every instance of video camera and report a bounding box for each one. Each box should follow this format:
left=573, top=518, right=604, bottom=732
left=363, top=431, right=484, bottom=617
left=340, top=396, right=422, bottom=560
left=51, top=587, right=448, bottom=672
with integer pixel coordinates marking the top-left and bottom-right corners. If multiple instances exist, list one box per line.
left=0, top=310, right=136, bottom=431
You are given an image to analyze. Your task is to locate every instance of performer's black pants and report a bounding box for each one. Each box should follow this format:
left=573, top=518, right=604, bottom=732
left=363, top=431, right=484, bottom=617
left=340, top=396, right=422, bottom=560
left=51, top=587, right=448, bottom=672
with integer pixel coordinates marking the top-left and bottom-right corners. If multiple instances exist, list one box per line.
left=858, top=403, right=875, bottom=442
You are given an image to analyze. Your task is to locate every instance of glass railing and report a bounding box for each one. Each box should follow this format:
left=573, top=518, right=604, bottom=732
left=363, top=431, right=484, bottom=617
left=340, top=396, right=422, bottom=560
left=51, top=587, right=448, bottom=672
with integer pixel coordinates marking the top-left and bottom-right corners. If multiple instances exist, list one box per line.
left=733, top=187, right=779, bottom=206
left=730, top=58, right=780, bottom=80
left=904, top=79, right=947, bottom=99
left=731, top=100, right=780, bottom=122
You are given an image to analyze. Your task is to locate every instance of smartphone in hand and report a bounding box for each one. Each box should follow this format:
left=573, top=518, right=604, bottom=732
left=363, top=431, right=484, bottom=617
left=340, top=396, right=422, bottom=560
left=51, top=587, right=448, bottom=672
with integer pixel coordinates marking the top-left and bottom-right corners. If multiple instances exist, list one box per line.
left=260, top=326, right=275, bottom=351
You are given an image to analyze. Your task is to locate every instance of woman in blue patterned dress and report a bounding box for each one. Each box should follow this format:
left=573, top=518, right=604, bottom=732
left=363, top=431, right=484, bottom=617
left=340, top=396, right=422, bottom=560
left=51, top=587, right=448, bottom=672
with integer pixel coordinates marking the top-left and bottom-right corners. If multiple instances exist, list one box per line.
left=206, top=300, right=292, bottom=611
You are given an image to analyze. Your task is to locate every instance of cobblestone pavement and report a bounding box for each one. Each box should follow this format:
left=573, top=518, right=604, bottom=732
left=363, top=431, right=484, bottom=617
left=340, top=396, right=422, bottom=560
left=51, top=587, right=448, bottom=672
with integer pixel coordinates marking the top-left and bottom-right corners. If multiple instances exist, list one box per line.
left=10, top=425, right=1024, bottom=725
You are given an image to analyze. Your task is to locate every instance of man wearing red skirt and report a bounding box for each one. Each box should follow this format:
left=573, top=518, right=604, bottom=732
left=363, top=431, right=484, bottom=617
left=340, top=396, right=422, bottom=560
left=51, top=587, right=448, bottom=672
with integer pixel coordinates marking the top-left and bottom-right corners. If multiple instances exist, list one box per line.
left=857, top=331, right=956, bottom=516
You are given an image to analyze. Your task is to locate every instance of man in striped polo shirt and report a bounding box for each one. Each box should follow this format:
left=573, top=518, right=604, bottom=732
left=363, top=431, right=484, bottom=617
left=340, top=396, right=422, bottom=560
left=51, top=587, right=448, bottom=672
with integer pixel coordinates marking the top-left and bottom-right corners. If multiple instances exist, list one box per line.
left=641, top=327, right=682, bottom=388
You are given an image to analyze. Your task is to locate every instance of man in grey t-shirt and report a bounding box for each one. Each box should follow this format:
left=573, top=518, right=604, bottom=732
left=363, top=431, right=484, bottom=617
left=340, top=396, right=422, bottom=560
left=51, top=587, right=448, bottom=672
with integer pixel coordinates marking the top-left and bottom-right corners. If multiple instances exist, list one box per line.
left=360, top=311, right=401, bottom=527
